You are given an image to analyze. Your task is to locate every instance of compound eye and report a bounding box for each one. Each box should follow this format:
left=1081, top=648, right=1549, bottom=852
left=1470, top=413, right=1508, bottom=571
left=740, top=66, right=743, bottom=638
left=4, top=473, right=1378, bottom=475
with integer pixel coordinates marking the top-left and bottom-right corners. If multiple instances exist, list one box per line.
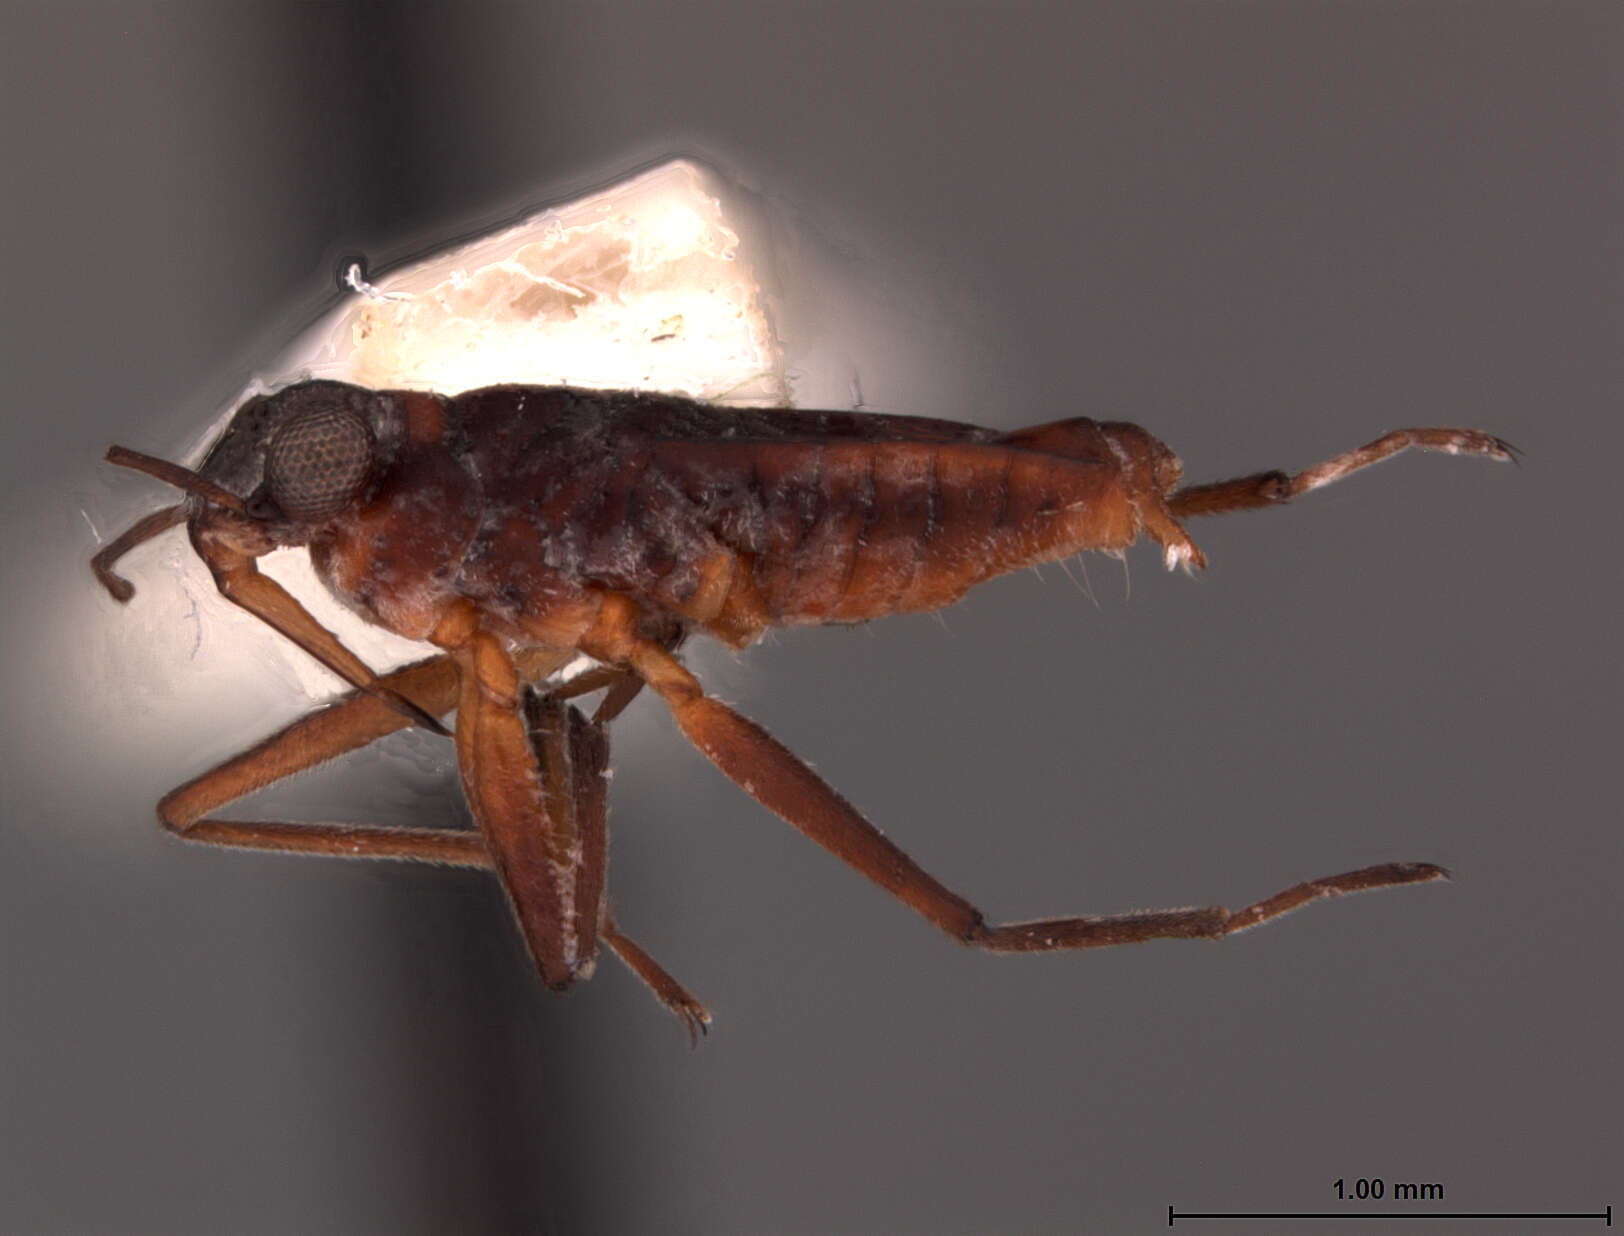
left=264, top=403, right=375, bottom=522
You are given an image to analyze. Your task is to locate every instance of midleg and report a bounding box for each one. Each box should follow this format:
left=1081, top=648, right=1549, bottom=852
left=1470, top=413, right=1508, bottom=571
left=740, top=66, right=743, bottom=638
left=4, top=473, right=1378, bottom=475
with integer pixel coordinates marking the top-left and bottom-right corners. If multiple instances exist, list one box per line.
left=158, top=654, right=490, bottom=866
left=528, top=662, right=647, bottom=723
left=601, top=917, right=712, bottom=1043
left=538, top=642, right=707, bottom=1034
left=449, top=629, right=610, bottom=989
left=1169, top=427, right=1516, bottom=518
left=582, top=596, right=1449, bottom=954
left=515, top=621, right=684, bottom=723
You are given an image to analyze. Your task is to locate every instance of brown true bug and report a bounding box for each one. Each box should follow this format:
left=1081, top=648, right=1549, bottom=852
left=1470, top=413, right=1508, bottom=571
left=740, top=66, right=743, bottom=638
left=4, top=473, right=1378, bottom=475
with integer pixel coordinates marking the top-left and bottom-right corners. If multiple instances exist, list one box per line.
left=93, top=380, right=1514, bottom=1041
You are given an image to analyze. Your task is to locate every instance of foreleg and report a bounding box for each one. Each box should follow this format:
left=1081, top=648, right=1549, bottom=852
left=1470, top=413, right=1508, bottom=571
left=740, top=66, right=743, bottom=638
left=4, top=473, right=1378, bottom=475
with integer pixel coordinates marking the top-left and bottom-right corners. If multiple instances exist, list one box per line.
left=158, top=655, right=489, bottom=867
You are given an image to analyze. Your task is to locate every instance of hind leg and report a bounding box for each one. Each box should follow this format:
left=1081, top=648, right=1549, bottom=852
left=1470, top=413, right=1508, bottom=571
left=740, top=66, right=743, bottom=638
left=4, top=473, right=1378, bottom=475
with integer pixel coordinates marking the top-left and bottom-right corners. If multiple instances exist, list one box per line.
left=1170, top=427, right=1517, bottom=518
left=581, top=596, right=1448, bottom=958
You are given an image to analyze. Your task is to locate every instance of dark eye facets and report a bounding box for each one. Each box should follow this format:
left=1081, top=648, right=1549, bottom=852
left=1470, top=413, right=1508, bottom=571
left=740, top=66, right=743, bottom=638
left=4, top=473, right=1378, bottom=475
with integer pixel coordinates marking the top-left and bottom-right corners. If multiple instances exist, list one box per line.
left=265, top=405, right=374, bottom=522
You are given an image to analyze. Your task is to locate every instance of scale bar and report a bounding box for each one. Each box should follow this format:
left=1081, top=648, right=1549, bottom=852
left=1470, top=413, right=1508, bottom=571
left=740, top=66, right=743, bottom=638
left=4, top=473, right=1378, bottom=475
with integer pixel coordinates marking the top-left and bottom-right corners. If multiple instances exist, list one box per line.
left=1170, top=1206, right=1611, bottom=1225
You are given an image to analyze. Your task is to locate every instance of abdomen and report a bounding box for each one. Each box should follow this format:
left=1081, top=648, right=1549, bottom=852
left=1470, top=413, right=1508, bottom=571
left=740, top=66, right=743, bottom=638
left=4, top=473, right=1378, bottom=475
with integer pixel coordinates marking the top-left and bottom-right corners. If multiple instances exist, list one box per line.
left=649, top=438, right=1139, bottom=627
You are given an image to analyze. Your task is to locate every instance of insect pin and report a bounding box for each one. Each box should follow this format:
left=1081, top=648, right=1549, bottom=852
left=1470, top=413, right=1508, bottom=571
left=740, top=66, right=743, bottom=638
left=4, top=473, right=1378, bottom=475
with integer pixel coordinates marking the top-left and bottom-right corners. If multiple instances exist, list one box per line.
left=94, top=380, right=1514, bottom=1041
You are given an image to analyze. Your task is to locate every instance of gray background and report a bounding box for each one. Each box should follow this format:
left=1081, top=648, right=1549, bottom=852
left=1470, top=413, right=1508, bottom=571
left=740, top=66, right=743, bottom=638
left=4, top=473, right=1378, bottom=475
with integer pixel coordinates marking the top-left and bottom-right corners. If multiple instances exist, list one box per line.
left=3, top=3, right=1618, bottom=1234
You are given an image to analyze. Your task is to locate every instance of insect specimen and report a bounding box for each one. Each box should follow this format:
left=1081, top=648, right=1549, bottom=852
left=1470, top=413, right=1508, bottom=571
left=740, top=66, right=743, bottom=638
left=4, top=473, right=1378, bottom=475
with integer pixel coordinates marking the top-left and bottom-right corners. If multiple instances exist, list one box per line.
left=93, top=381, right=1513, bottom=1039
